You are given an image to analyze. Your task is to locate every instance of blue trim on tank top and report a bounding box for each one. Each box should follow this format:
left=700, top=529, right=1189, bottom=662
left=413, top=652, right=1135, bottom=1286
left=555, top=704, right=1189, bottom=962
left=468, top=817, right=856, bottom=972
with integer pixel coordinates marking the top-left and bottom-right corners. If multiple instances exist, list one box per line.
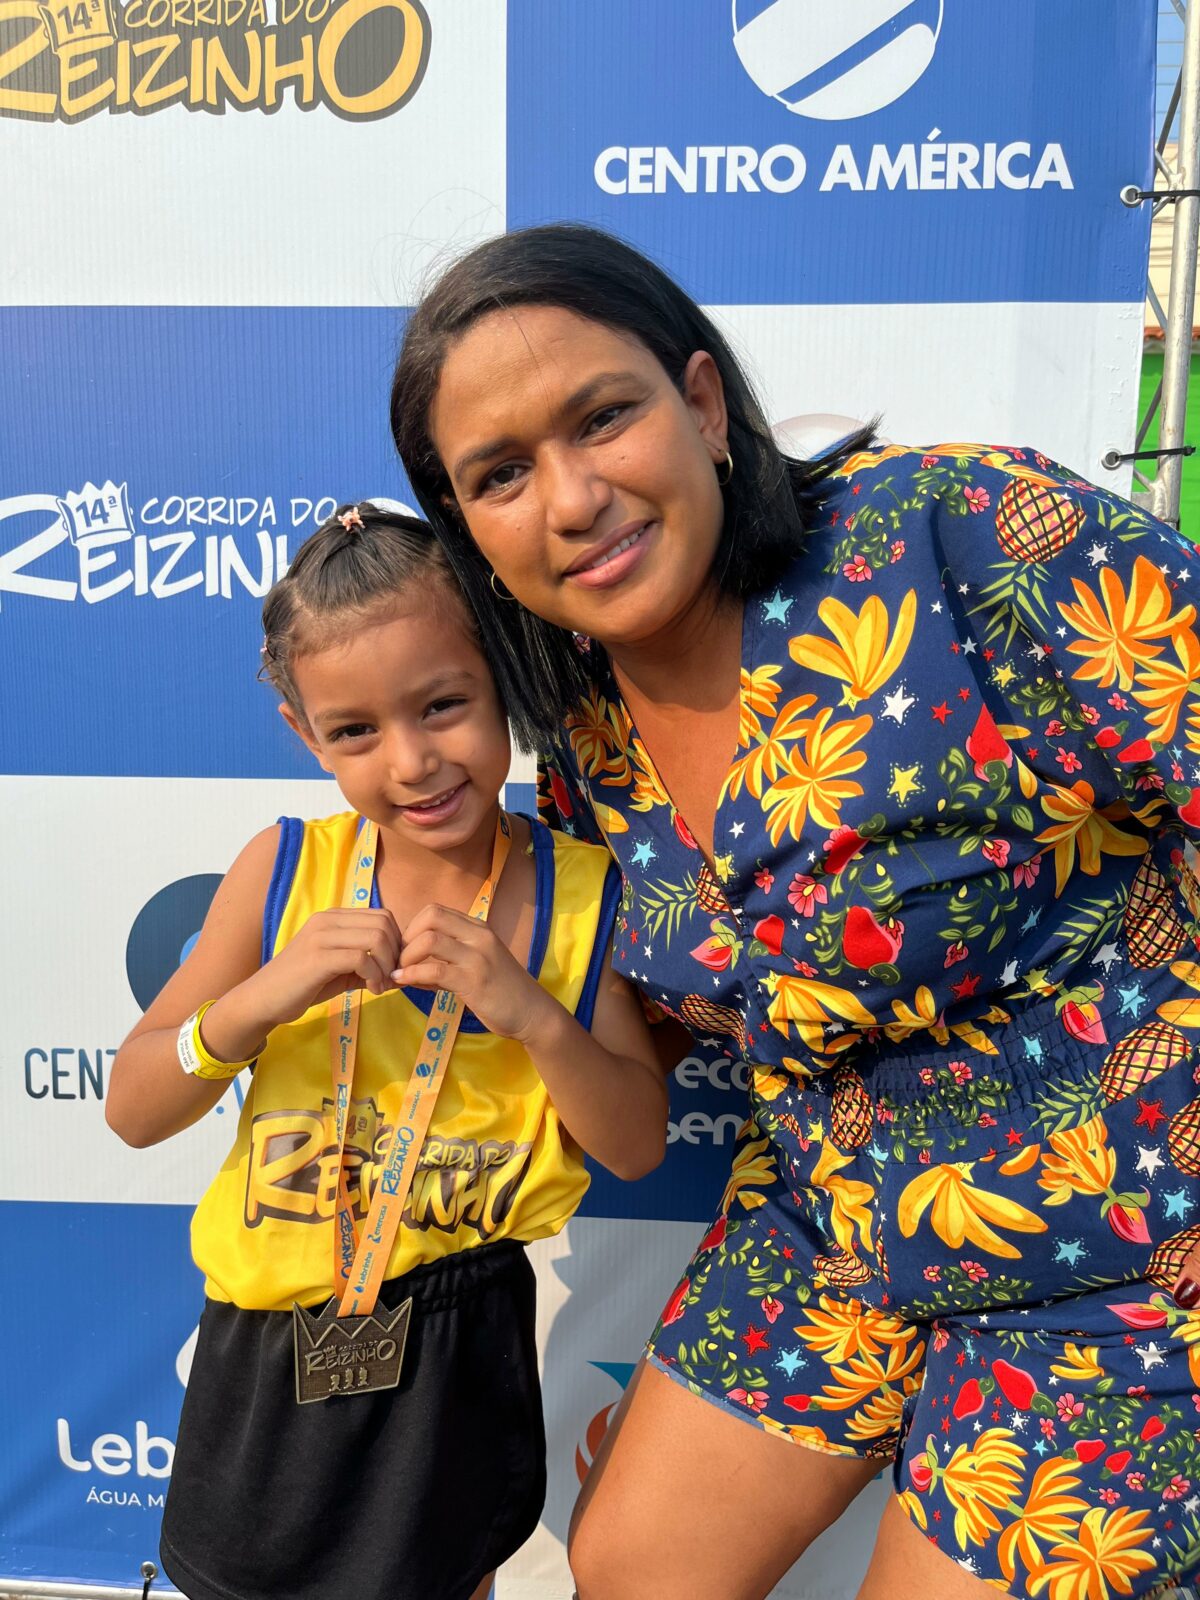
left=574, top=861, right=621, bottom=1030
left=261, top=816, right=304, bottom=967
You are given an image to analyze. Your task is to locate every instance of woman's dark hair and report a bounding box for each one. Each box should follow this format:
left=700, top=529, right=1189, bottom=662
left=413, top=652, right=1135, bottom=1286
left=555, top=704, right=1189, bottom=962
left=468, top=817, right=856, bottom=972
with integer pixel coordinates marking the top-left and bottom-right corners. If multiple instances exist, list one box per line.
left=260, top=501, right=473, bottom=718
left=390, top=223, right=874, bottom=750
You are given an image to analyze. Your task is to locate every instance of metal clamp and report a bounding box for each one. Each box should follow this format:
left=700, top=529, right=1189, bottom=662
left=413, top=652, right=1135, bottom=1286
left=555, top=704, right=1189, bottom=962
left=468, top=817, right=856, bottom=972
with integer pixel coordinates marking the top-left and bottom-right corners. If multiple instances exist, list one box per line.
left=1101, top=444, right=1195, bottom=470
left=140, top=1561, right=157, bottom=1600
left=1121, top=184, right=1200, bottom=207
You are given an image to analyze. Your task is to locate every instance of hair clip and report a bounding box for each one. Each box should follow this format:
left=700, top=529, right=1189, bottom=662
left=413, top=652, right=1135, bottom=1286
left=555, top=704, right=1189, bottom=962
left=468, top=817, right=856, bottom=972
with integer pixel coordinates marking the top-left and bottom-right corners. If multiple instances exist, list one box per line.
left=259, top=640, right=272, bottom=659
left=338, top=506, right=364, bottom=531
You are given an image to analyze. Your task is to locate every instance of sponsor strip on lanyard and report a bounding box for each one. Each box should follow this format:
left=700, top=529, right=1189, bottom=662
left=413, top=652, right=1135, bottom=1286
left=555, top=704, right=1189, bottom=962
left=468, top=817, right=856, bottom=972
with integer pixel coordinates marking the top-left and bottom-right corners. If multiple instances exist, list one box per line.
left=326, top=810, right=512, bottom=1318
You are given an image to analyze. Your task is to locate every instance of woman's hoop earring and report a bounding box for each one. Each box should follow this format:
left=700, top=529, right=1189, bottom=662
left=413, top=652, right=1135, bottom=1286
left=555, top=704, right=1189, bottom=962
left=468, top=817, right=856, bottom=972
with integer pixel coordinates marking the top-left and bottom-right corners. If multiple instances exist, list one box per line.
left=489, top=569, right=516, bottom=601
left=716, top=450, right=734, bottom=487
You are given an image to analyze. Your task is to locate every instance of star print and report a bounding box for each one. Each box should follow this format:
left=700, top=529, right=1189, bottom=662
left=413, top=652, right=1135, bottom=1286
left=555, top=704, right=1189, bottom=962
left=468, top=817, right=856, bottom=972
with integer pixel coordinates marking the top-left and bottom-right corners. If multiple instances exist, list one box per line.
left=881, top=684, right=916, bottom=724
left=868, top=1142, right=888, bottom=1163
left=962, top=639, right=977, bottom=655
left=741, top=1324, right=770, bottom=1355
left=1023, top=1036, right=1045, bottom=1064
left=1086, top=541, right=1110, bottom=566
left=1164, top=1188, right=1195, bottom=1222
left=630, top=839, right=656, bottom=869
left=1179, top=568, right=1192, bottom=582
left=730, top=821, right=745, bottom=838
left=958, top=583, right=970, bottom=595
left=993, top=662, right=1017, bottom=687
left=1034, top=1438, right=1048, bottom=1456
left=775, top=1347, right=806, bottom=1378
left=1135, top=1341, right=1167, bottom=1372
left=932, top=702, right=952, bottom=724
left=1117, top=982, right=1146, bottom=1018
left=931, top=601, right=943, bottom=613
left=1094, top=942, right=1121, bottom=973
left=999, top=959, right=1019, bottom=987
left=700, top=1037, right=721, bottom=1049
left=1185, top=1495, right=1200, bottom=1515
left=1021, top=908, right=1042, bottom=933
left=1136, top=1145, right=1165, bottom=1180
left=888, top=762, right=923, bottom=803
left=1135, top=1098, right=1168, bottom=1133
left=1053, top=1239, right=1086, bottom=1268
left=762, top=589, right=794, bottom=624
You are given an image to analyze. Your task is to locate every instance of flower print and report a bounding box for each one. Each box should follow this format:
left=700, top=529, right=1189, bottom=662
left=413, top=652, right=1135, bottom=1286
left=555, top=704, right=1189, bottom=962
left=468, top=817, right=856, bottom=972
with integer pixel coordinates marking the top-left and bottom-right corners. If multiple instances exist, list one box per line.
left=1163, top=1475, right=1191, bottom=1501
left=890, top=540, right=905, bottom=562
left=931, top=1322, right=950, bottom=1353
left=1049, top=1342, right=1104, bottom=1382
left=950, top=1060, right=972, bottom=1084
left=739, top=664, right=784, bottom=746
left=824, top=825, right=868, bottom=875
left=921, top=455, right=939, bottom=469
left=923, top=1265, right=941, bottom=1282
left=1055, top=748, right=1083, bottom=775
left=1039, top=1417, right=1056, bottom=1439
left=919, top=1066, right=936, bottom=1086
left=1024, top=1505, right=1155, bottom=1596
left=762, top=708, right=872, bottom=845
left=661, top=1278, right=690, bottom=1326
left=1038, top=1115, right=1116, bottom=1202
left=793, top=960, right=818, bottom=977
left=788, top=589, right=916, bottom=709
left=1045, top=720, right=1067, bottom=738
left=963, top=486, right=991, bottom=514
left=843, top=555, right=872, bottom=583
left=809, top=1141, right=875, bottom=1259
left=1080, top=704, right=1100, bottom=725
left=981, top=838, right=1010, bottom=868
left=1013, top=854, right=1042, bottom=889
left=978, top=1113, right=998, bottom=1128
left=1099, top=1488, right=1120, bottom=1505
left=1058, top=554, right=1196, bottom=689
left=1108, top=691, right=1129, bottom=710
left=761, top=1295, right=784, bottom=1325
left=960, top=1259, right=989, bottom=1283
left=1055, top=1394, right=1084, bottom=1422
left=1035, top=780, right=1148, bottom=895
left=945, top=940, right=969, bottom=967
left=728, top=1387, right=769, bottom=1413
left=754, top=866, right=775, bottom=893
left=788, top=873, right=827, bottom=916
left=996, top=1454, right=1090, bottom=1583
left=1125, top=1472, right=1145, bottom=1492
left=918, top=1149, right=932, bottom=1164
left=719, top=1134, right=778, bottom=1214
left=897, top=1161, right=1047, bottom=1258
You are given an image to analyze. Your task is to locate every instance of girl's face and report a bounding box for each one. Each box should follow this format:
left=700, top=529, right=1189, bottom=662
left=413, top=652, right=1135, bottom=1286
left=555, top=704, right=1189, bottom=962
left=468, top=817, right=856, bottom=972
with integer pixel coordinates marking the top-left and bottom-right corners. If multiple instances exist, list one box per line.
left=282, top=598, right=511, bottom=857
left=427, top=305, right=729, bottom=651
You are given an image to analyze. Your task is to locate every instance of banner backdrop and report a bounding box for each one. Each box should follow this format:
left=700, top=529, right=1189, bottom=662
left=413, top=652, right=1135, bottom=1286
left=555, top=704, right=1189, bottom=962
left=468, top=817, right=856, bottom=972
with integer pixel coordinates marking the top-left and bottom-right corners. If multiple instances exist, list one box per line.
left=0, top=3, right=1155, bottom=1595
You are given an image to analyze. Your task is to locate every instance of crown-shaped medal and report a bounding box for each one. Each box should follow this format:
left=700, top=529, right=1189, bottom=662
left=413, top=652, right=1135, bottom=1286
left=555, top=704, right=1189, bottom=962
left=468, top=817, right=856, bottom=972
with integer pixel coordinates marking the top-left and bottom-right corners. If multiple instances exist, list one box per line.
left=292, top=1295, right=412, bottom=1405
left=56, top=481, right=134, bottom=546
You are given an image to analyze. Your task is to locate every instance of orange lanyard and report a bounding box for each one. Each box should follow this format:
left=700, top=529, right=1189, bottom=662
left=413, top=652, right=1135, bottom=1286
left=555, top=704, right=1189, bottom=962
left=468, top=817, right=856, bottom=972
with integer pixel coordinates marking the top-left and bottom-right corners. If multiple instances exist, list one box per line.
left=326, top=811, right=511, bottom=1317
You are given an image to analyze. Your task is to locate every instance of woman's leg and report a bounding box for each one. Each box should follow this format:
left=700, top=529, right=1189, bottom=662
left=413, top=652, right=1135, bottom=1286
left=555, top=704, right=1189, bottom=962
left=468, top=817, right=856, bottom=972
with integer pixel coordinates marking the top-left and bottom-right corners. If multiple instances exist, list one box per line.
left=857, top=1498, right=1004, bottom=1600
left=568, top=1359, right=881, bottom=1600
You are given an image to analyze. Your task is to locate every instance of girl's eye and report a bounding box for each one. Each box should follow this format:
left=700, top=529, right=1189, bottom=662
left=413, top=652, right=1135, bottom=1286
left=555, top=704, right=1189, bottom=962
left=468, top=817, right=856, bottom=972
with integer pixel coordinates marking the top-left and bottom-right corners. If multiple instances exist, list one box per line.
left=427, top=697, right=466, bottom=718
left=330, top=724, right=372, bottom=743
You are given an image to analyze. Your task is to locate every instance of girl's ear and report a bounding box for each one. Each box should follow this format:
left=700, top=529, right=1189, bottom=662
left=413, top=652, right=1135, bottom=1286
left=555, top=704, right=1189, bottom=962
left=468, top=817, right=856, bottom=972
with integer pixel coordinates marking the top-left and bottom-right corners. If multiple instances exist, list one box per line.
left=278, top=701, right=333, bottom=774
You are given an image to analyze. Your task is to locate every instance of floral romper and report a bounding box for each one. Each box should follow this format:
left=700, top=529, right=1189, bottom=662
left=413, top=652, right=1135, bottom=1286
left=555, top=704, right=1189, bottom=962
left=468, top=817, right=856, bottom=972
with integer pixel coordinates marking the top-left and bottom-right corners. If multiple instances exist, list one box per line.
left=539, top=445, right=1200, bottom=1598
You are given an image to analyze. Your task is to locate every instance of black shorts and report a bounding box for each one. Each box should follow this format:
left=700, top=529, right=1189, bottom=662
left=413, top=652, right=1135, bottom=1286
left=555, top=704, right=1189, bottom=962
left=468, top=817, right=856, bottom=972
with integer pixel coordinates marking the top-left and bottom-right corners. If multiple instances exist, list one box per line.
left=160, top=1240, right=544, bottom=1600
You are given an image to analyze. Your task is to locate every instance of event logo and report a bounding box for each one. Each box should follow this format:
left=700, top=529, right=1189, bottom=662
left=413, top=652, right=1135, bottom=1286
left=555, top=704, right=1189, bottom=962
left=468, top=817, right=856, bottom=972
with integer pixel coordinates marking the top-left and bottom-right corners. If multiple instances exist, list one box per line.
left=126, top=872, right=223, bottom=1011
left=574, top=1361, right=636, bottom=1484
left=0, top=0, right=428, bottom=121
left=731, top=0, right=943, bottom=121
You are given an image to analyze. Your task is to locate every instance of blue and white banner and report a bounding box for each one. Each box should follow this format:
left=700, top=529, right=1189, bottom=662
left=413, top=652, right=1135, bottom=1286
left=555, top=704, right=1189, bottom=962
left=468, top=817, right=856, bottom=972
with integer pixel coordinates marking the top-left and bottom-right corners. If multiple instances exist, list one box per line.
left=1, top=2, right=1156, bottom=1594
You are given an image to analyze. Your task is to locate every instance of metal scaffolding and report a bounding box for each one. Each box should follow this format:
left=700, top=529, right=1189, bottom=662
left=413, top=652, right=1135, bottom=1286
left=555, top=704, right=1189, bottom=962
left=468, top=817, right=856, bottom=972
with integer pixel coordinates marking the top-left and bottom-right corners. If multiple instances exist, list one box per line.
left=1114, top=0, right=1200, bottom=527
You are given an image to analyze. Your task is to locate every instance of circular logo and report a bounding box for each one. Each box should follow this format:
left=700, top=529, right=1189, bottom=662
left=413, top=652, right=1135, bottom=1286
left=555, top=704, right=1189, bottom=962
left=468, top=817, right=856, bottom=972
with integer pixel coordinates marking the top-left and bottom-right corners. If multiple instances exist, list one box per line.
left=126, top=874, right=223, bottom=1012
left=732, top=0, right=943, bottom=121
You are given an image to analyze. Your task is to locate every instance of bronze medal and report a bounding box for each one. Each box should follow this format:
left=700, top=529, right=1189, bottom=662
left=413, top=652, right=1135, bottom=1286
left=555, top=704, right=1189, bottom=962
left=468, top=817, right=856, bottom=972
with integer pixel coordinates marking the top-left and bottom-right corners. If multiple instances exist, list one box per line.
left=292, top=1296, right=412, bottom=1404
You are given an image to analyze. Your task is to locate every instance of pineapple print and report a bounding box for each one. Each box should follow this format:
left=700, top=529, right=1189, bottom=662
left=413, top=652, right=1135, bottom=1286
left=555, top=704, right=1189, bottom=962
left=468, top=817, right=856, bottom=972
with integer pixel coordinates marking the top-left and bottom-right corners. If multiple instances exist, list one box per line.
left=1168, top=1097, right=1200, bottom=1176
left=695, top=862, right=727, bottom=914
left=1147, top=1223, right=1200, bottom=1290
left=680, top=994, right=749, bottom=1052
left=1123, top=858, right=1188, bottom=969
left=814, top=1246, right=873, bottom=1290
left=830, top=1069, right=873, bottom=1151
left=994, top=480, right=1083, bottom=563
left=1100, top=1022, right=1191, bottom=1104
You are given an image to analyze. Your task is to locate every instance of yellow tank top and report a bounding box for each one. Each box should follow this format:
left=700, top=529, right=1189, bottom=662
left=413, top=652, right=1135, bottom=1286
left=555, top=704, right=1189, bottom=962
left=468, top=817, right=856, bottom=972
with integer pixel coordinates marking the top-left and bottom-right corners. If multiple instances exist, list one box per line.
left=192, top=812, right=620, bottom=1310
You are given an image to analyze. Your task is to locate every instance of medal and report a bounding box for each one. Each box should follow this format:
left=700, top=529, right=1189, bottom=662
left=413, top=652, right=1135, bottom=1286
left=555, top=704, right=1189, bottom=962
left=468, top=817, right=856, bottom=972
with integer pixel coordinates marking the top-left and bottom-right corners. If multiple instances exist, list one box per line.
left=292, top=811, right=511, bottom=1403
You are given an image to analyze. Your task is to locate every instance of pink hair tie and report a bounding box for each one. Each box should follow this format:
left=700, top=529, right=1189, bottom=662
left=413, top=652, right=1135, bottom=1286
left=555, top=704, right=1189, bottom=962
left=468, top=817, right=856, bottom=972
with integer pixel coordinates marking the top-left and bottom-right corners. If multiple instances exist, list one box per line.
left=338, top=506, right=364, bottom=531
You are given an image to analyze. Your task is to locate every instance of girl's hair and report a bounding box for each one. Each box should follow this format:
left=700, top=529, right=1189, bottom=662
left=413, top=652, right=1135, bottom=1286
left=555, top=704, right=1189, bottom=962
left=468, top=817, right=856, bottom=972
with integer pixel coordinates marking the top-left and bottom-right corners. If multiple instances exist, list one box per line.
left=260, top=502, right=474, bottom=717
left=390, top=222, right=874, bottom=750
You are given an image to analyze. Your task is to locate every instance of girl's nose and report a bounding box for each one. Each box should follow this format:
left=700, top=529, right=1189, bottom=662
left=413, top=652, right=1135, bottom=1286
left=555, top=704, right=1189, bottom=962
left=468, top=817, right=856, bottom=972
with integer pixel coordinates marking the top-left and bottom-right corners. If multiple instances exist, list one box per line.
left=384, top=728, right=438, bottom=786
left=541, top=446, right=613, bottom=537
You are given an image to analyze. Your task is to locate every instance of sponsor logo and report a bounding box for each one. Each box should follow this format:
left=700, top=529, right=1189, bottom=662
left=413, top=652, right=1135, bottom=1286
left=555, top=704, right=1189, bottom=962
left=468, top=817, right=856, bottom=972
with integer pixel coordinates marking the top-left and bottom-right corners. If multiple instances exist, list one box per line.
left=667, top=1053, right=750, bottom=1146
left=574, top=1361, right=636, bottom=1484
left=731, top=0, right=943, bottom=121
left=0, top=485, right=414, bottom=611
left=0, top=0, right=430, bottom=122
left=125, top=872, right=222, bottom=1011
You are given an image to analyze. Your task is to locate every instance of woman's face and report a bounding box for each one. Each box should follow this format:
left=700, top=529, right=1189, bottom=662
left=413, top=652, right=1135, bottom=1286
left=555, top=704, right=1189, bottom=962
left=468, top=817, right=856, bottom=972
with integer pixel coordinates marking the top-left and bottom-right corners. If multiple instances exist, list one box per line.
left=427, top=305, right=729, bottom=651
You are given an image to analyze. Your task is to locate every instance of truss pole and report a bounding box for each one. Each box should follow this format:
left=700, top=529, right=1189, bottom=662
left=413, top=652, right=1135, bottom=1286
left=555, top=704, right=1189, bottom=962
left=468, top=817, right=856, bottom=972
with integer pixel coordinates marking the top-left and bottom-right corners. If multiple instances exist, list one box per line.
left=1156, top=0, right=1200, bottom=525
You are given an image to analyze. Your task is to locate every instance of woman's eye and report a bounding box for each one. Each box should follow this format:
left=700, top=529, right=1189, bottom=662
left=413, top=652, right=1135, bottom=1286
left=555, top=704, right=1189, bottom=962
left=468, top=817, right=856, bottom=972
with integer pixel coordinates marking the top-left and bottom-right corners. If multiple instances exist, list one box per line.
left=586, top=404, right=626, bottom=434
left=481, top=462, right=523, bottom=494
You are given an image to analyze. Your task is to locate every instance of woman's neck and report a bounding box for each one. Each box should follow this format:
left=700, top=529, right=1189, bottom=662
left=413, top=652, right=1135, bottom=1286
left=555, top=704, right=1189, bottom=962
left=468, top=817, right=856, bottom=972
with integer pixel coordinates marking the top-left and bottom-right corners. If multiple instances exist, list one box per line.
left=607, top=586, right=743, bottom=717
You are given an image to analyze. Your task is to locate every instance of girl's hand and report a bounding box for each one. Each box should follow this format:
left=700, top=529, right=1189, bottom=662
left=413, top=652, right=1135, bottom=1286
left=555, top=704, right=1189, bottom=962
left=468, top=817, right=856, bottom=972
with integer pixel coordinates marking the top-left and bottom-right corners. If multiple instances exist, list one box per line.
left=392, top=904, right=552, bottom=1042
left=245, top=907, right=404, bottom=1032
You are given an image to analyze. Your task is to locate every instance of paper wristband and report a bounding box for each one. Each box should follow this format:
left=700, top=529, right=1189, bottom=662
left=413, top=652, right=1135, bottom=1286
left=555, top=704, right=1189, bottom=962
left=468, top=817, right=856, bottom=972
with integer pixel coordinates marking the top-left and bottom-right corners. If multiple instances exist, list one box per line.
left=177, top=1001, right=256, bottom=1081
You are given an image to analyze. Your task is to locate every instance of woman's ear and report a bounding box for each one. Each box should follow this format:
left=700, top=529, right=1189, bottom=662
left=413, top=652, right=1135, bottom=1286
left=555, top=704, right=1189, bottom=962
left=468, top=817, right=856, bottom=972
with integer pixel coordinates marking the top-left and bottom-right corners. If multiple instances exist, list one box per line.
left=681, top=350, right=729, bottom=460
left=278, top=701, right=333, bottom=774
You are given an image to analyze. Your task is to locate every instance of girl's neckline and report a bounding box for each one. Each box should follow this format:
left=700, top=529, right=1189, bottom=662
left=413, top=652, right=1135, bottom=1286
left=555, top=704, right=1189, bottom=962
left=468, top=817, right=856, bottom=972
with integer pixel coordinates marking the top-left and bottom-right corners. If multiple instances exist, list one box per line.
left=366, top=812, right=554, bottom=1034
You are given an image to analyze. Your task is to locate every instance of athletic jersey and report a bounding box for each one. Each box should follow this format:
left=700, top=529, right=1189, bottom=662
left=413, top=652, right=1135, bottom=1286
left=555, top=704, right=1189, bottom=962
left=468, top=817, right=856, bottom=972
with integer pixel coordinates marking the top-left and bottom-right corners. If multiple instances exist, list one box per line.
left=191, top=811, right=620, bottom=1311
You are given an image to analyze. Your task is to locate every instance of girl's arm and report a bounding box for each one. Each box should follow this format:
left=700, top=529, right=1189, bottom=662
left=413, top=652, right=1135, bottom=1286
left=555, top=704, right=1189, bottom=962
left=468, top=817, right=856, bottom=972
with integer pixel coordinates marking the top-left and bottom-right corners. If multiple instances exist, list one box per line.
left=394, top=908, right=671, bottom=1180
left=108, top=826, right=404, bottom=1148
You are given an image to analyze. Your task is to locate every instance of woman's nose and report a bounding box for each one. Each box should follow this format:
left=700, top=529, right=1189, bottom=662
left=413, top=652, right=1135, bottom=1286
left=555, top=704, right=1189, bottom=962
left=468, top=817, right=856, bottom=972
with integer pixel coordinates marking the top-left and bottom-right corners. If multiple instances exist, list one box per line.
left=541, top=446, right=613, bottom=536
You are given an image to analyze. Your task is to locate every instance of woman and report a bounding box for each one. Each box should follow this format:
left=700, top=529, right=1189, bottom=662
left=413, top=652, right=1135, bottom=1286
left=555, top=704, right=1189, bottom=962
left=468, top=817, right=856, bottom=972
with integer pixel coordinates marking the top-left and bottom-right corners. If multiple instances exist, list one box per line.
left=391, top=224, right=1200, bottom=1600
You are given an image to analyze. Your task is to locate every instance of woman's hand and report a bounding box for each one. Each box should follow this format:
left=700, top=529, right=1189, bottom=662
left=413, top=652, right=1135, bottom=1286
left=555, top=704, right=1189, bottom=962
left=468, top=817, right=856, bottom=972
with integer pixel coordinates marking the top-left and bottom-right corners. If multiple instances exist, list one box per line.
left=392, top=903, right=553, bottom=1042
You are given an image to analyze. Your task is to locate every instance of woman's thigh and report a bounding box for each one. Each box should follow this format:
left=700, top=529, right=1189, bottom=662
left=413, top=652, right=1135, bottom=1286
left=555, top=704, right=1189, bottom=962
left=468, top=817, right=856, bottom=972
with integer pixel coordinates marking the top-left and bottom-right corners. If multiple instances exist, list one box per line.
left=569, top=1359, right=881, bottom=1600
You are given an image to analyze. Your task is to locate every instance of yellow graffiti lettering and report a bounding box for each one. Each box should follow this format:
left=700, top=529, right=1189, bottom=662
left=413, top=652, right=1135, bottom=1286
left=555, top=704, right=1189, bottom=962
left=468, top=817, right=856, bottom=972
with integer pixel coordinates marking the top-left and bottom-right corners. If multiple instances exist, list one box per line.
left=204, top=29, right=259, bottom=104
left=58, top=39, right=111, bottom=114
left=262, top=26, right=311, bottom=106
left=0, top=1, right=55, bottom=116
left=317, top=0, right=425, bottom=119
left=245, top=1110, right=327, bottom=1225
left=130, top=32, right=185, bottom=108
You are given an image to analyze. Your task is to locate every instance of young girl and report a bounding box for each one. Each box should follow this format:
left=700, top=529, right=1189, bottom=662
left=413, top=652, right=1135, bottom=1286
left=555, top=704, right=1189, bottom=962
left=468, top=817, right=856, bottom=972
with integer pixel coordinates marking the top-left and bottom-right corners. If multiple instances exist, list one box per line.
left=106, top=504, right=668, bottom=1600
